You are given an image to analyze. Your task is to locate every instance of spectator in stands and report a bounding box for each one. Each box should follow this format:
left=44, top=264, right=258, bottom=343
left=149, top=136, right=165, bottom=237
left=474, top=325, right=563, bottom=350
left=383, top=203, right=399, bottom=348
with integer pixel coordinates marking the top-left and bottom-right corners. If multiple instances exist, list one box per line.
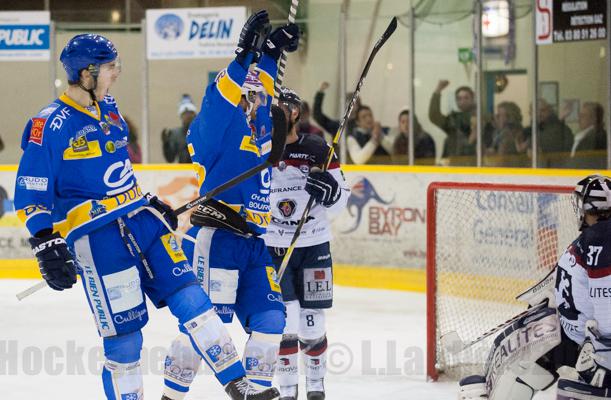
left=523, top=99, right=573, bottom=167
left=487, top=101, right=525, bottom=156
left=429, top=80, right=494, bottom=164
left=124, top=116, right=142, bottom=163
left=391, top=109, right=435, bottom=163
left=347, top=105, right=393, bottom=164
left=161, top=94, right=196, bottom=163
left=297, top=100, right=324, bottom=138
left=569, top=101, right=606, bottom=168
left=313, top=81, right=359, bottom=136
left=0, top=134, right=4, bottom=153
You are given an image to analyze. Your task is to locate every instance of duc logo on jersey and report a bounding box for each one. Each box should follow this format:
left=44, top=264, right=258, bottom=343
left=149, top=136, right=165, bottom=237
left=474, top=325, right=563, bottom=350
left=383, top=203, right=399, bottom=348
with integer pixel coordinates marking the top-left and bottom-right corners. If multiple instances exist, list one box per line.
left=89, top=200, right=108, bottom=219
left=29, top=118, right=45, bottom=145
left=161, top=233, right=187, bottom=263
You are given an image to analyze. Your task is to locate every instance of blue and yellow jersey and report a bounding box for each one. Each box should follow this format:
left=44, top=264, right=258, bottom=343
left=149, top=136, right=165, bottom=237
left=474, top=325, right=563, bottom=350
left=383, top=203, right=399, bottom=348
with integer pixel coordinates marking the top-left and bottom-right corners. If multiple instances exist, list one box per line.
left=187, top=54, right=277, bottom=235
left=14, top=93, right=146, bottom=244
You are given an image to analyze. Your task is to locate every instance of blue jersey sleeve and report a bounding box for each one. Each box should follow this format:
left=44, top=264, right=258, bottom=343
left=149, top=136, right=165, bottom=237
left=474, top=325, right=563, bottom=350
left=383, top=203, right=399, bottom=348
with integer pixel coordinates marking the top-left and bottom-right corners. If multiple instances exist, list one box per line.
left=15, top=117, right=59, bottom=236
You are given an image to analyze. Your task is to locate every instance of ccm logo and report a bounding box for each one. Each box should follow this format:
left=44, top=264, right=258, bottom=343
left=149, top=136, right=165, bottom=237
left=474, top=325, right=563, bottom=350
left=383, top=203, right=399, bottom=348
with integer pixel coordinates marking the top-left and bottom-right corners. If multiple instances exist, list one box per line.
left=33, top=238, right=65, bottom=253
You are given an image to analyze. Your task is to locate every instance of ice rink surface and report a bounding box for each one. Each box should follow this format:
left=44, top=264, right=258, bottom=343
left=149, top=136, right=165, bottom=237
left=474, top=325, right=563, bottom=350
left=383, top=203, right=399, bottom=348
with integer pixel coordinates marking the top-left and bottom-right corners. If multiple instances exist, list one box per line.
left=1, top=280, right=556, bottom=399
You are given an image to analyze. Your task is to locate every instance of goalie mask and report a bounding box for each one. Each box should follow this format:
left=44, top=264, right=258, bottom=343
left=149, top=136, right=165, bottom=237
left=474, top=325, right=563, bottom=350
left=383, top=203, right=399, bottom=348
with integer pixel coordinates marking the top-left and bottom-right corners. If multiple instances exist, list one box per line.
left=573, top=175, right=611, bottom=230
left=242, top=71, right=267, bottom=119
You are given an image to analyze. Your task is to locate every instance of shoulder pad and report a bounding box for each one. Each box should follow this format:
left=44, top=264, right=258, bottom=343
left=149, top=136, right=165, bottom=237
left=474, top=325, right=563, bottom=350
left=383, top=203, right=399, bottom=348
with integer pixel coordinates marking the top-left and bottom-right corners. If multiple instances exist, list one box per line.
left=35, top=102, right=61, bottom=118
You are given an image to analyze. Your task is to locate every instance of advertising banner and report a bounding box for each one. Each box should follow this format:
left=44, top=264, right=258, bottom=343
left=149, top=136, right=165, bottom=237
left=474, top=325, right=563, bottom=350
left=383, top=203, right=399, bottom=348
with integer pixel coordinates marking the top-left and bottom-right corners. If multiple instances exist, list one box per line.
left=0, top=166, right=593, bottom=272
left=146, top=7, right=246, bottom=60
left=536, top=0, right=607, bottom=45
left=0, top=11, right=50, bottom=61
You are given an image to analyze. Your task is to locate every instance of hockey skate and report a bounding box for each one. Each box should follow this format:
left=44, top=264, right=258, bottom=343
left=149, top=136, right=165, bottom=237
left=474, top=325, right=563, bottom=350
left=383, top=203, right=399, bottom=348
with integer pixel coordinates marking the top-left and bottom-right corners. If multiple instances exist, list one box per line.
left=279, top=384, right=298, bottom=400
left=225, top=376, right=280, bottom=400
left=306, top=378, right=325, bottom=400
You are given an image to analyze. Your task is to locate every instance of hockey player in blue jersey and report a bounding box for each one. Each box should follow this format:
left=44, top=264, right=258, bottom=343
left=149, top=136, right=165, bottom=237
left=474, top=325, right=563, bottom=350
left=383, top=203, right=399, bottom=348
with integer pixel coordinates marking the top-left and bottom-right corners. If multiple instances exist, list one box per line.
left=160, top=10, right=300, bottom=400
left=14, top=33, right=279, bottom=400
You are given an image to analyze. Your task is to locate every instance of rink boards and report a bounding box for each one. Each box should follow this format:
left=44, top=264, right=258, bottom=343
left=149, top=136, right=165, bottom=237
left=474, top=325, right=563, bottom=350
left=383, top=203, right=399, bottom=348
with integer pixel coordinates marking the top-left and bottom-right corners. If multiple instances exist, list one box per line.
left=0, top=164, right=604, bottom=292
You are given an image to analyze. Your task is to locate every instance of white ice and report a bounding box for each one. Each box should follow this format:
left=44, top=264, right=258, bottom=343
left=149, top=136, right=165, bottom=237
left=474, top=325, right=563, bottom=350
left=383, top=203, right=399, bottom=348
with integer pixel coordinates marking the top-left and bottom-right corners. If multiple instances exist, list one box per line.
left=1, top=280, right=556, bottom=399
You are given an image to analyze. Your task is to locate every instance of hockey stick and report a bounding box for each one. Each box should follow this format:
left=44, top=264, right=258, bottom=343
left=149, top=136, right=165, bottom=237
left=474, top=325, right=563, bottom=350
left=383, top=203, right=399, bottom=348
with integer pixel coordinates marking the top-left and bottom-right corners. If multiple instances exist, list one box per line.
left=274, top=0, right=300, bottom=102
left=440, top=300, right=548, bottom=354
left=276, top=17, right=398, bottom=281
left=174, top=105, right=287, bottom=216
left=16, top=280, right=47, bottom=301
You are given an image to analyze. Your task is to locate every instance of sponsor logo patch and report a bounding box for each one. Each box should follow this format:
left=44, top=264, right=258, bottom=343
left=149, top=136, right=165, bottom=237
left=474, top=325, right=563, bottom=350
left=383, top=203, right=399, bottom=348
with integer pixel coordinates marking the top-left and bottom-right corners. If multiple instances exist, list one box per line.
left=28, top=118, right=45, bottom=145
left=161, top=233, right=187, bottom=263
left=63, top=139, right=102, bottom=160
left=89, top=200, right=108, bottom=219
left=266, top=266, right=281, bottom=293
left=277, top=199, right=296, bottom=218
left=17, top=176, right=48, bottom=191
left=105, top=111, right=123, bottom=130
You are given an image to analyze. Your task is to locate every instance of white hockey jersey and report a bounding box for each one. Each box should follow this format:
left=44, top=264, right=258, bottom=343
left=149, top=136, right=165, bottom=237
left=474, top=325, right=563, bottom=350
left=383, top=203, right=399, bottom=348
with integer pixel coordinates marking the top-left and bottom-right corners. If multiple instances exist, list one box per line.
left=555, top=219, right=611, bottom=344
left=262, top=133, right=349, bottom=248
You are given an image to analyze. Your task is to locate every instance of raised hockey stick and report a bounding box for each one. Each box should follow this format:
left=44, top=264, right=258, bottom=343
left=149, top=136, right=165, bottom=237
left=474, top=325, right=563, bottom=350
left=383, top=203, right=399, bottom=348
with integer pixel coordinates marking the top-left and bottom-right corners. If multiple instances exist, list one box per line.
left=274, top=0, right=300, bottom=101
left=277, top=17, right=398, bottom=281
left=440, top=300, right=548, bottom=354
left=174, top=105, right=288, bottom=216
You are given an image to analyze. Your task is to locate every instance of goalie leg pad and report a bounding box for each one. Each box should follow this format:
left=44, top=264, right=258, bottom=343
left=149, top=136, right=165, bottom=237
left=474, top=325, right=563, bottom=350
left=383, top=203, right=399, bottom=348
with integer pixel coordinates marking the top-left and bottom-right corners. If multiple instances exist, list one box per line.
left=485, top=307, right=561, bottom=400
left=459, top=375, right=488, bottom=399
left=163, top=332, right=202, bottom=400
left=557, top=378, right=611, bottom=399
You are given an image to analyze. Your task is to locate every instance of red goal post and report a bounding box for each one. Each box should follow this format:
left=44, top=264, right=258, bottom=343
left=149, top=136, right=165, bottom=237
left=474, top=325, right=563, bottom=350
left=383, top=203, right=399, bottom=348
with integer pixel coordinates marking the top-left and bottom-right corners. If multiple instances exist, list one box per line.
left=426, top=181, right=577, bottom=381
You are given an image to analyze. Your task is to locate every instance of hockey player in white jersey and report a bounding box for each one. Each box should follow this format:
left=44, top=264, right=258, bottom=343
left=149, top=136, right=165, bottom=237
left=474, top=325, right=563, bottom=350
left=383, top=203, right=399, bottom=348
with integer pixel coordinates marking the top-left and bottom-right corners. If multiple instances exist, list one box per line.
left=459, top=175, right=611, bottom=399
left=264, top=88, right=350, bottom=400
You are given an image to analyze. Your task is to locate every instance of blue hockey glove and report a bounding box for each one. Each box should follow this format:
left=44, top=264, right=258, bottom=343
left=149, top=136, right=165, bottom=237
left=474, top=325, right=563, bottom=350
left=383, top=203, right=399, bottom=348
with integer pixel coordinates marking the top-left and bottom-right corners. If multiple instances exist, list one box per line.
left=305, top=169, right=340, bottom=207
left=29, top=232, right=77, bottom=291
left=235, top=10, right=271, bottom=67
left=263, top=23, right=300, bottom=60
left=145, top=193, right=178, bottom=230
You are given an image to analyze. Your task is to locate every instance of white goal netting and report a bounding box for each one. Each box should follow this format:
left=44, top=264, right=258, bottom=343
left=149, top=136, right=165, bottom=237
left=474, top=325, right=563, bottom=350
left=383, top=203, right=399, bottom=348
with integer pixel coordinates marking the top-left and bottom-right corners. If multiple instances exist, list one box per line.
left=427, top=182, right=578, bottom=381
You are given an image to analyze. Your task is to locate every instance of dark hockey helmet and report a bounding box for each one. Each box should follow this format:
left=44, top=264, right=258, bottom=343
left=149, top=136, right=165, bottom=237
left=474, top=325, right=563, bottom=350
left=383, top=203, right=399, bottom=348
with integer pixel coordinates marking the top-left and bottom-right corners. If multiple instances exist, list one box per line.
left=574, top=175, right=611, bottom=230
left=279, top=87, right=302, bottom=122
left=60, top=34, right=118, bottom=84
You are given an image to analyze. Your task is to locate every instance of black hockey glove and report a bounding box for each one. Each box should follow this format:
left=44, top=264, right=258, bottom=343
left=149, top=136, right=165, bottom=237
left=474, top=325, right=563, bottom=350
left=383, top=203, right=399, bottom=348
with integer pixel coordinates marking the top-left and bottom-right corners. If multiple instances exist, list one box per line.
left=29, top=232, right=77, bottom=291
left=235, top=10, right=271, bottom=67
left=305, top=169, right=340, bottom=207
left=263, top=23, right=300, bottom=60
left=145, top=193, right=178, bottom=230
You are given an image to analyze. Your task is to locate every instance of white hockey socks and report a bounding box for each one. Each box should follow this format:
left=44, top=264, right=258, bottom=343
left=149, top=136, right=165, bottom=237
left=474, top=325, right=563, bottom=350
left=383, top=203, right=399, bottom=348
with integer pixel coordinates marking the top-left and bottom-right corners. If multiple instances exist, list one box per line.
left=182, top=308, right=244, bottom=384
left=102, top=360, right=143, bottom=400
left=243, top=331, right=282, bottom=388
left=163, top=332, right=203, bottom=400
left=299, top=309, right=327, bottom=392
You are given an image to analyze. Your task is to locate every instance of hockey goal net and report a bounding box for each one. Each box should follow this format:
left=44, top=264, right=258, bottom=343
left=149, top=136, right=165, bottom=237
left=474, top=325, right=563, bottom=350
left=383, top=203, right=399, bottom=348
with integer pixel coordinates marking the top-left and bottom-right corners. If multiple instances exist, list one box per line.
left=426, top=181, right=578, bottom=381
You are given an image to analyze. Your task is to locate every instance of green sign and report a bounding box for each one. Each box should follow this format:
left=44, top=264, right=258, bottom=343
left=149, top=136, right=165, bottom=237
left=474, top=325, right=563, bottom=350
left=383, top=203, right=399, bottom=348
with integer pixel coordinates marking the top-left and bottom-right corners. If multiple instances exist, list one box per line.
left=458, top=47, right=473, bottom=64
